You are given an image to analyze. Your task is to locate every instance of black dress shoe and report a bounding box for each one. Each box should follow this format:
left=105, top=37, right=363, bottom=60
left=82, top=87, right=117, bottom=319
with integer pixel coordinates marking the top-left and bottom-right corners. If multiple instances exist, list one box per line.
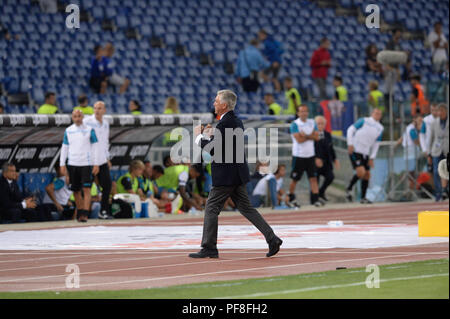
left=188, top=249, right=219, bottom=259
left=266, top=237, right=283, bottom=257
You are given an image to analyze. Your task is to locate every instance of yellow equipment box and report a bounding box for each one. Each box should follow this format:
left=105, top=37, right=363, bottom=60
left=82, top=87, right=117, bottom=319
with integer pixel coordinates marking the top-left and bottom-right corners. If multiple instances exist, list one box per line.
left=418, top=211, right=449, bottom=237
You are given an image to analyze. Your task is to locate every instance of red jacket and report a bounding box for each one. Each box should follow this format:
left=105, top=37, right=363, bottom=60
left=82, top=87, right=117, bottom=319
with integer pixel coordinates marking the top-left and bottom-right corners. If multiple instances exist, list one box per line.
left=310, top=48, right=331, bottom=79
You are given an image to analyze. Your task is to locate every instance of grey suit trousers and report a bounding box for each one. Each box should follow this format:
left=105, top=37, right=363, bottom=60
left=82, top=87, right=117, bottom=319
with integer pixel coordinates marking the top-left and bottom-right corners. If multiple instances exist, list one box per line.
left=201, top=184, right=276, bottom=251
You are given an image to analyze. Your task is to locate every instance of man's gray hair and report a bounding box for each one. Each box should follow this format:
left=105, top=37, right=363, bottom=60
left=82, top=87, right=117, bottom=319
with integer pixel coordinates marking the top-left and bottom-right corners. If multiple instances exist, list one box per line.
left=1, top=162, right=13, bottom=174
left=217, top=90, right=237, bottom=110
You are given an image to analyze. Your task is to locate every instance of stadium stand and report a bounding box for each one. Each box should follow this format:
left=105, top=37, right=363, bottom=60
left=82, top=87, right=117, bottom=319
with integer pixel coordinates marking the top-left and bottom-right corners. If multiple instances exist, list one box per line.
left=0, top=0, right=448, bottom=116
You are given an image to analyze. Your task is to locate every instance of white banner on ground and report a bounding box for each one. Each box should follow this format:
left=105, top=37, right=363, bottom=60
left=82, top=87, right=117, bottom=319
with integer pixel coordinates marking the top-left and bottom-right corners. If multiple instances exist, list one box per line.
left=0, top=224, right=447, bottom=250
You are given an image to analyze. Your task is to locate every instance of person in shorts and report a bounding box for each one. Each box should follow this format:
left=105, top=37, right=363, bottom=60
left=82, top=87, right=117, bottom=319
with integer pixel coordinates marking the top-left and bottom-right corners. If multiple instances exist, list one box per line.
left=346, top=108, right=384, bottom=204
left=288, top=105, right=322, bottom=207
left=60, top=110, right=100, bottom=222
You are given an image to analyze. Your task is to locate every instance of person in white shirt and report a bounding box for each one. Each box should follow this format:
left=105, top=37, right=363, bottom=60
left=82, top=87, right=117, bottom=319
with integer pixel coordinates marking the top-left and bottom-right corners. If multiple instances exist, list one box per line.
left=421, top=103, right=440, bottom=172
left=346, top=108, right=384, bottom=204
left=288, top=105, right=321, bottom=207
left=396, top=115, right=425, bottom=190
left=427, top=22, right=448, bottom=73
left=83, top=101, right=112, bottom=219
left=251, top=164, right=287, bottom=208
left=60, top=109, right=100, bottom=222
left=41, top=162, right=73, bottom=220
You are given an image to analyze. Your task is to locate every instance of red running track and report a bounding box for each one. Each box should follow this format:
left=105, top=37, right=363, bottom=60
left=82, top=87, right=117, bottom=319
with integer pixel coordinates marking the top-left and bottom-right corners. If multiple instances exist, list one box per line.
left=0, top=201, right=448, bottom=292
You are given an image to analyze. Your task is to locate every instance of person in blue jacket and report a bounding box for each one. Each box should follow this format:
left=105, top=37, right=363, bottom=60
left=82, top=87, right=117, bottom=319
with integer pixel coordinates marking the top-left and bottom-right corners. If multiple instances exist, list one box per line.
left=235, top=39, right=270, bottom=93
left=258, top=29, right=284, bottom=92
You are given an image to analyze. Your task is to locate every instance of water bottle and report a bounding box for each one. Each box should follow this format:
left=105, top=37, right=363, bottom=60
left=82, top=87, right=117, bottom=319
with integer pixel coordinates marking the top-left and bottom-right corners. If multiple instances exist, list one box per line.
left=328, top=220, right=344, bottom=227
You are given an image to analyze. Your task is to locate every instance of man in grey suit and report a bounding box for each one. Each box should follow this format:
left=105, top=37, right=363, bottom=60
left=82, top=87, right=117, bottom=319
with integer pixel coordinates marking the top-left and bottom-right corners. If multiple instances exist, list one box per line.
left=427, top=103, right=449, bottom=201
left=189, top=90, right=282, bottom=258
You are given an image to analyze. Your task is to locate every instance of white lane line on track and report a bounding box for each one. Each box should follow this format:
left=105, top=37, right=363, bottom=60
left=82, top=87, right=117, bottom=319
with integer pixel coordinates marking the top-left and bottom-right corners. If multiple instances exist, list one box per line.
left=214, top=273, right=450, bottom=299
left=0, top=248, right=447, bottom=273
left=5, top=250, right=448, bottom=292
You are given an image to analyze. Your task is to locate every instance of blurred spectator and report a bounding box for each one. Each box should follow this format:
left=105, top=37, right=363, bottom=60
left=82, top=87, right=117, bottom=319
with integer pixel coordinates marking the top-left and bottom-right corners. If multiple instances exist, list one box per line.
left=162, top=97, right=181, bottom=145
left=0, top=103, right=4, bottom=114
left=138, top=161, right=156, bottom=197
left=427, top=104, right=449, bottom=201
left=74, top=94, right=94, bottom=115
left=333, top=76, right=348, bottom=102
left=84, top=101, right=112, bottom=220
left=235, top=39, right=270, bottom=92
left=178, top=164, right=203, bottom=212
left=163, top=96, right=180, bottom=114
left=368, top=80, right=385, bottom=113
left=37, top=92, right=59, bottom=114
left=314, top=116, right=340, bottom=203
left=258, top=29, right=284, bottom=92
left=410, top=74, right=430, bottom=116
left=138, top=161, right=170, bottom=212
left=163, top=155, right=174, bottom=168
left=0, top=21, right=18, bottom=41
left=327, top=98, right=345, bottom=132
left=129, top=100, right=142, bottom=115
left=310, top=38, right=331, bottom=101
left=151, top=165, right=164, bottom=180
left=264, top=93, right=283, bottom=115
left=427, top=22, right=448, bottom=73
left=283, top=76, right=301, bottom=115
left=104, top=43, right=130, bottom=94
left=40, top=162, right=74, bottom=220
left=247, top=161, right=268, bottom=196
left=155, top=163, right=202, bottom=212
left=421, top=103, right=440, bottom=156
left=0, top=162, right=39, bottom=223
left=365, top=43, right=383, bottom=75
left=89, top=45, right=108, bottom=94
left=396, top=115, right=425, bottom=189
left=116, top=160, right=145, bottom=195
left=89, top=182, right=102, bottom=219
left=402, top=51, right=414, bottom=81
left=251, top=164, right=287, bottom=208
left=39, top=0, right=57, bottom=13
left=416, top=171, right=435, bottom=198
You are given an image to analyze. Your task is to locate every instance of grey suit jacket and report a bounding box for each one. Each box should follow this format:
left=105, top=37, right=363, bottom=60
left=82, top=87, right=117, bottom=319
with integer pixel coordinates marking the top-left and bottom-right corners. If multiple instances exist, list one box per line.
left=428, top=117, right=449, bottom=157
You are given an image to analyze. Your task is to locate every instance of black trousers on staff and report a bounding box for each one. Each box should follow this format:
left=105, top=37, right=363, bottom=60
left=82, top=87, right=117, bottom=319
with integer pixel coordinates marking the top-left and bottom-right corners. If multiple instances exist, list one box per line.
left=201, top=184, right=276, bottom=251
left=317, top=165, right=335, bottom=197
left=96, top=163, right=112, bottom=214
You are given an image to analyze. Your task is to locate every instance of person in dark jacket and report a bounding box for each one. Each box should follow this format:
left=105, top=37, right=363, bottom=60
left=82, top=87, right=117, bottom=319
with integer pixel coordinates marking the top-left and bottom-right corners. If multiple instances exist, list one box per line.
left=190, top=89, right=282, bottom=259
left=314, top=116, right=340, bottom=203
left=0, top=162, right=39, bottom=223
left=258, top=29, right=284, bottom=92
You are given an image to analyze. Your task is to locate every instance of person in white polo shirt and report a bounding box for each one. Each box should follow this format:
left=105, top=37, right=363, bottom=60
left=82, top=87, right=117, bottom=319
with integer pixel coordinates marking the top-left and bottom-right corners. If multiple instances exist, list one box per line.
left=251, top=164, right=287, bottom=208
left=346, top=108, right=384, bottom=204
left=60, top=109, right=100, bottom=222
left=83, top=101, right=112, bottom=219
left=427, top=22, right=448, bottom=74
left=420, top=103, right=439, bottom=172
left=288, top=104, right=322, bottom=207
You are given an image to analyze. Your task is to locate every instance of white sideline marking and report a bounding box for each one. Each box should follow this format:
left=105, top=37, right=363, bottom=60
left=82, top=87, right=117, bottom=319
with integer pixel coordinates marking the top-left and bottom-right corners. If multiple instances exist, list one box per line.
left=215, top=273, right=449, bottom=299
